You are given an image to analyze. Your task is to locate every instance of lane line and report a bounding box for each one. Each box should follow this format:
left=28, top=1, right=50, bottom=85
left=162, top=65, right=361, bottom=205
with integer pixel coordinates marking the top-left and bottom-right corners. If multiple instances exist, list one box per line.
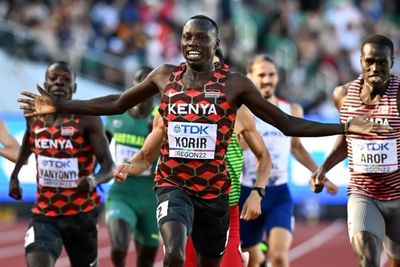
left=289, top=219, right=346, bottom=261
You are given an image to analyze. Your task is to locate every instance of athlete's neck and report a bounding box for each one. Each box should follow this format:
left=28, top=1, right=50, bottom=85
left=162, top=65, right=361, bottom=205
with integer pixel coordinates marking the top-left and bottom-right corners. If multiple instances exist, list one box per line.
left=183, top=63, right=215, bottom=88
left=361, top=79, right=389, bottom=105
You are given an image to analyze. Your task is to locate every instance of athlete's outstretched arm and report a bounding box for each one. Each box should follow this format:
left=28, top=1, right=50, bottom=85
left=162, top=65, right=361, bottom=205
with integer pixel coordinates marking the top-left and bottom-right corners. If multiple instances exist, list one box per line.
left=229, top=74, right=390, bottom=137
left=18, top=65, right=171, bottom=117
left=9, top=121, right=33, bottom=200
left=114, top=113, right=164, bottom=181
left=236, top=106, right=272, bottom=220
left=0, top=119, right=21, bottom=163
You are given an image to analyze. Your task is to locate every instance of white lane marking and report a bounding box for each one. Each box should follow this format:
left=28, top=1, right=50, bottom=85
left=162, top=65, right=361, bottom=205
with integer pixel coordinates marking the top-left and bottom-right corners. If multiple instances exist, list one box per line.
left=289, top=219, right=346, bottom=261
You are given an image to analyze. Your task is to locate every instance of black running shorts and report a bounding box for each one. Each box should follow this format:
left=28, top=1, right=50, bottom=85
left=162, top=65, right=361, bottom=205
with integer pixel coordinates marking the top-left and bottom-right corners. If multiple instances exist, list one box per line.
left=156, top=186, right=230, bottom=258
left=24, top=209, right=99, bottom=267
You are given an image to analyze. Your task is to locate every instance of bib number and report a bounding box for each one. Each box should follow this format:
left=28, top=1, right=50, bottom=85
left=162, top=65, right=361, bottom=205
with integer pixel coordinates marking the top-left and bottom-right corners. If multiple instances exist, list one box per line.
left=352, top=139, right=398, bottom=173
left=37, top=155, right=79, bottom=188
left=167, top=122, right=217, bottom=159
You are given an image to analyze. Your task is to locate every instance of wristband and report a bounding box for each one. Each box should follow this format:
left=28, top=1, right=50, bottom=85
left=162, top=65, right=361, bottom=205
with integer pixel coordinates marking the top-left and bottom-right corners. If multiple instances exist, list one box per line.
left=344, top=120, right=351, bottom=134
left=124, top=160, right=132, bottom=166
left=87, top=174, right=96, bottom=188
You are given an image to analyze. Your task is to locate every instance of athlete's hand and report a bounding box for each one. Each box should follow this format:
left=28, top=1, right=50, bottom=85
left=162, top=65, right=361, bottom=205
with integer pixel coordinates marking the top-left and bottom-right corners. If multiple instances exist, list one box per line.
left=347, top=115, right=392, bottom=136
left=114, top=163, right=130, bottom=182
left=310, top=167, right=326, bottom=193
left=240, top=191, right=262, bottom=221
left=76, top=175, right=96, bottom=193
left=9, top=177, right=23, bottom=201
left=18, top=84, right=57, bottom=117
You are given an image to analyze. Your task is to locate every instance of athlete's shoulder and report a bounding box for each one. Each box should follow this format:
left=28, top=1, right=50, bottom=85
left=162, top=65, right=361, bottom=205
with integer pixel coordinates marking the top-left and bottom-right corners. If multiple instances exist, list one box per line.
left=155, top=63, right=178, bottom=73
left=332, top=82, right=351, bottom=110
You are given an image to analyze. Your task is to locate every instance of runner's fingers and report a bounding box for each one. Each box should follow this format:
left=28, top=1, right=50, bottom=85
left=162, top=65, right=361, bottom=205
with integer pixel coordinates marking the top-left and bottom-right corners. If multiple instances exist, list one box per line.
left=20, top=91, right=38, bottom=99
left=17, top=97, right=36, bottom=105
left=19, top=104, right=35, bottom=111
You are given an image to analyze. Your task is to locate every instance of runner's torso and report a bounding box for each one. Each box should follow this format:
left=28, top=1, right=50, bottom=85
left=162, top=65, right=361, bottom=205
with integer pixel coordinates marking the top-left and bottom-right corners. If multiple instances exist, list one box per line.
left=340, top=75, right=400, bottom=200
left=241, top=99, right=291, bottom=187
left=106, top=112, right=156, bottom=194
left=155, top=63, right=236, bottom=199
left=29, top=114, right=99, bottom=216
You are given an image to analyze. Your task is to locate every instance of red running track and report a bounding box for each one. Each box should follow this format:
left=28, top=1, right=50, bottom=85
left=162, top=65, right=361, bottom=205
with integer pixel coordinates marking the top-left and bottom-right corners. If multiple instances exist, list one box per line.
left=0, top=218, right=390, bottom=267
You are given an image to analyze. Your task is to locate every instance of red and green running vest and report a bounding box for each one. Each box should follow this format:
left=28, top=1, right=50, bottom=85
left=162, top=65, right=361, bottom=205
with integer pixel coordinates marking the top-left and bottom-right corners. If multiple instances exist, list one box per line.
left=29, top=115, right=100, bottom=216
left=155, top=63, right=236, bottom=199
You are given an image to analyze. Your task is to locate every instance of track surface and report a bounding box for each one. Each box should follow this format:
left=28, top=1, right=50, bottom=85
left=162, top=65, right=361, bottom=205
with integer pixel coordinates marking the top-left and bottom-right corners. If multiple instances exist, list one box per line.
left=0, top=218, right=389, bottom=267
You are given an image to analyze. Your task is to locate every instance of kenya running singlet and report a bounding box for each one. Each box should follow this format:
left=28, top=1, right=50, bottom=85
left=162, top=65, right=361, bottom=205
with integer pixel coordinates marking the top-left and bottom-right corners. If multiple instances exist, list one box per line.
left=29, top=115, right=99, bottom=216
left=155, top=63, right=236, bottom=199
left=340, top=75, right=400, bottom=200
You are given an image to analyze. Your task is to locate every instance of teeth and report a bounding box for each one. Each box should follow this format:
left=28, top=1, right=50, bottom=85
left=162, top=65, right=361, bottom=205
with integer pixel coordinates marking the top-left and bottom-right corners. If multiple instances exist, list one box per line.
left=188, top=51, right=200, bottom=55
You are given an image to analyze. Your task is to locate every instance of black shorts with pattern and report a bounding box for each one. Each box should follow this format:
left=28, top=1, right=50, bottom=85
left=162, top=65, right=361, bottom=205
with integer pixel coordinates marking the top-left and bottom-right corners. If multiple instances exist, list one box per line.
left=156, top=186, right=230, bottom=258
left=25, top=208, right=99, bottom=267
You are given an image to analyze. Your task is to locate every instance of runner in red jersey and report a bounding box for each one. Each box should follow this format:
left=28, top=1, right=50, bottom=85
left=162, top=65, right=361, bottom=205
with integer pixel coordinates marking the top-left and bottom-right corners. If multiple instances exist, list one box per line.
left=18, top=16, right=389, bottom=267
left=312, top=34, right=400, bottom=267
left=9, top=62, right=114, bottom=267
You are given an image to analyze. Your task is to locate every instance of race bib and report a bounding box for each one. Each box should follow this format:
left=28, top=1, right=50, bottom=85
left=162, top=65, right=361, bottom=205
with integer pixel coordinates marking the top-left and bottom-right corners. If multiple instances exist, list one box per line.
left=352, top=139, right=398, bottom=173
left=115, top=144, right=151, bottom=175
left=167, top=121, right=217, bottom=159
left=37, top=155, right=79, bottom=188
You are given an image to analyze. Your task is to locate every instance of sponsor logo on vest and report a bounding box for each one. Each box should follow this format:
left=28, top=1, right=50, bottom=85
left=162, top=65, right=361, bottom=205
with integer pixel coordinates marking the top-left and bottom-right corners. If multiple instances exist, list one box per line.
left=173, top=124, right=210, bottom=135
left=168, top=103, right=217, bottom=115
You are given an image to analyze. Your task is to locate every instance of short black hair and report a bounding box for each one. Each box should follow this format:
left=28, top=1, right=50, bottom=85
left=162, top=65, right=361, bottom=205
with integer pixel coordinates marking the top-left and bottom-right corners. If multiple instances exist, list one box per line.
left=189, top=15, right=218, bottom=35
left=247, top=54, right=276, bottom=73
left=361, top=34, right=394, bottom=57
left=46, top=61, right=76, bottom=80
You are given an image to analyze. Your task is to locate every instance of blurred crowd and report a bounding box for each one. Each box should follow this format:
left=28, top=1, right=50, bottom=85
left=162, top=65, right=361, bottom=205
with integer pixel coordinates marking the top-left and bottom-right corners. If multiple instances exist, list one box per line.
left=1, top=0, right=400, bottom=117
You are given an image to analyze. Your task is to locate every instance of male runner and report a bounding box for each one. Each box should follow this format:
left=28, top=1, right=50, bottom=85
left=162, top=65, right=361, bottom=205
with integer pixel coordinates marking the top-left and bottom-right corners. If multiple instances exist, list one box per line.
left=114, top=101, right=271, bottom=267
left=10, top=61, right=114, bottom=267
left=18, top=16, right=388, bottom=267
left=239, top=54, right=338, bottom=267
left=312, top=34, right=400, bottom=267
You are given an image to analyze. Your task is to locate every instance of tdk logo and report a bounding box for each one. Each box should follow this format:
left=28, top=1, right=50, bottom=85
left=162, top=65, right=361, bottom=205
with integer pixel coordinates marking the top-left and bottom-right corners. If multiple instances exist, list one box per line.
left=358, top=143, right=390, bottom=151
left=42, top=159, right=72, bottom=168
left=174, top=125, right=209, bottom=135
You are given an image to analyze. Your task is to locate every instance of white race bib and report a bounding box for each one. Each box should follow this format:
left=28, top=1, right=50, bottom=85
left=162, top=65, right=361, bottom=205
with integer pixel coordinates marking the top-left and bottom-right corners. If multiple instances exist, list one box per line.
left=115, top=144, right=151, bottom=175
left=167, top=122, right=217, bottom=159
left=352, top=139, right=398, bottom=173
left=37, top=155, right=79, bottom=188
